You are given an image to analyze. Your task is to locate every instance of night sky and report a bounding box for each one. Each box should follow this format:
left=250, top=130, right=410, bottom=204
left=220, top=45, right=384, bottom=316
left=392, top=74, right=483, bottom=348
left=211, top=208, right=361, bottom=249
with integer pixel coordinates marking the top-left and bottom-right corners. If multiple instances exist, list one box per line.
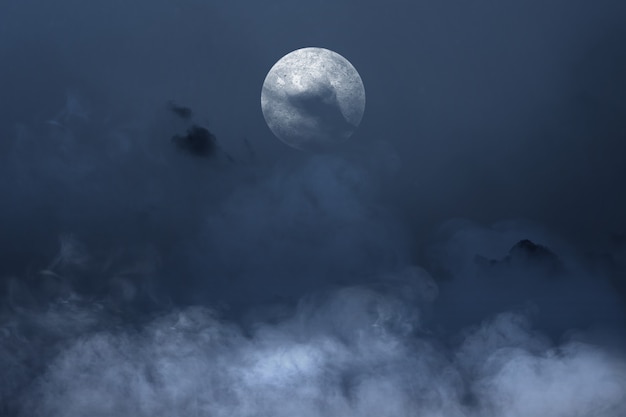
left=1, top=0, right=626, bottom=416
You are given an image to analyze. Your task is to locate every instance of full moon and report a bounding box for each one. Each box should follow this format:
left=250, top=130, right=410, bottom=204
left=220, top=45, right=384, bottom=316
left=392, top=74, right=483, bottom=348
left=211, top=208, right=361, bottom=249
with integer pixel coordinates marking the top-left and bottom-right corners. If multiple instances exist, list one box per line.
left=261, top=47, right=366, bottom=151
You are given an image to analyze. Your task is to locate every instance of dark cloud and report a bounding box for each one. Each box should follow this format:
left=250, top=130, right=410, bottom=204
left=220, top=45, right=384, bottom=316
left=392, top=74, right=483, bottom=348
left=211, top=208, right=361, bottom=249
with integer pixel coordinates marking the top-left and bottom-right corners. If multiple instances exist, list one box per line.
left=168, top=101, right=193, bottom=121
left=172, top=125, right=218, bottom=158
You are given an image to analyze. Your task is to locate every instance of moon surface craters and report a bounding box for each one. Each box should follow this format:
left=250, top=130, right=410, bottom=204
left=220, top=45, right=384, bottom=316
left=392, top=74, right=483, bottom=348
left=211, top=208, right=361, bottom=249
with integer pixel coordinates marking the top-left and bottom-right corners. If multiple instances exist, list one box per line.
left=261, top=47, right=366, bottom=151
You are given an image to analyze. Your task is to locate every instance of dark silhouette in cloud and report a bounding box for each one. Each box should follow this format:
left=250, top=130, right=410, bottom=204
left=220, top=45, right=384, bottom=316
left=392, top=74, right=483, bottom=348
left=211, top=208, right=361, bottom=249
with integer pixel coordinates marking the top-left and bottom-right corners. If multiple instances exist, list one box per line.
left=0, top=0, right=625, bottom=415
left=172, top=125, right=218, bottom=157
left=475, top=239, right=563, bottom=275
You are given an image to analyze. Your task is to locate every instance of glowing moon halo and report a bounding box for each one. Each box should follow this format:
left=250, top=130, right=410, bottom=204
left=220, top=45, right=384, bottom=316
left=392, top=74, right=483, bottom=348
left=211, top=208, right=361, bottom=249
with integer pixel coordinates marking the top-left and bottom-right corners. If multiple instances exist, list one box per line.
left=261, top=47, right=366, bottom=151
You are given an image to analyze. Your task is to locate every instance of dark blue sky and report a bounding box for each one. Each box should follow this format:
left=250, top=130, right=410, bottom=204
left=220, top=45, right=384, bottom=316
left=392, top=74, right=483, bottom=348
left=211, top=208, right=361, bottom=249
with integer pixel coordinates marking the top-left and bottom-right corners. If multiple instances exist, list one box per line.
left=2, top=0, right=625, bottom=243
left=1, top=1, right=625, bottom=415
